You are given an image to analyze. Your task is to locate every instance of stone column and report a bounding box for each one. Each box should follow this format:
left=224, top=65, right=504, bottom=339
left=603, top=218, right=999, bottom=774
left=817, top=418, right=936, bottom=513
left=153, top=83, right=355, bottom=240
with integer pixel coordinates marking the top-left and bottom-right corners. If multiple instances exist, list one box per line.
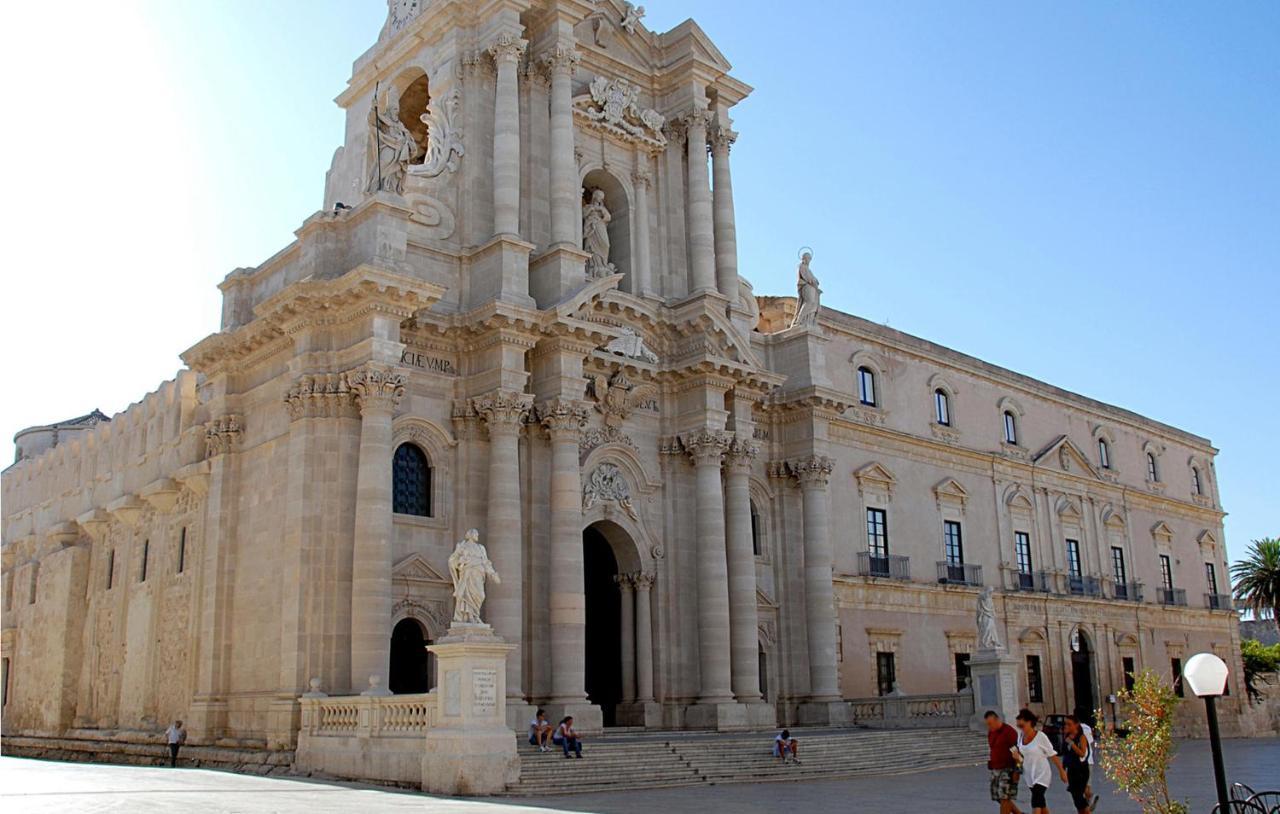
left=632, top=162, right=652, bottom=295
left=616, top=573, right=637, bottom=703
left=710, top=125, right=739, bottom=299
left=348, top=367, right=405, bottom=693
left=545, top=45, right=580, bottom=246
left=724, top=438, right=762, bottom=703
left=541, top=399, right=590, bottom=706
left=490, top=33, right=526, bottom=237
left=685, top=430, right=734, bottom=703
left=473, top=390, right=533, bottom=700
left=633, top=572, right=655, bottom=703
left=792, top=456, right=840, bottom=701
left=683, top=111, right=717, bottom=294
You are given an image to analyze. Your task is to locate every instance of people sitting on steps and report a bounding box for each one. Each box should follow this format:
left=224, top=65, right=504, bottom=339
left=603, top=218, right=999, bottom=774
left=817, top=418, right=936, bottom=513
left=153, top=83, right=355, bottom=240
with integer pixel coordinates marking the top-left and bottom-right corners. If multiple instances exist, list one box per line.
left=773, top=729, right=800, bottom=764
left=528, top=709, right=554, bottom=753
left=553, top=716, right=583, bottom=759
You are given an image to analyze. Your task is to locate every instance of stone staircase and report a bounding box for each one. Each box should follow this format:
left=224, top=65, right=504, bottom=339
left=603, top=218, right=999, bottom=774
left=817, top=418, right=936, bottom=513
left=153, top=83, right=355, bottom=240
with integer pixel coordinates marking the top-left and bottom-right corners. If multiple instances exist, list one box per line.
left=1, top=734, right=295, bottom=776
left=505, top=726, right=984, bottom=795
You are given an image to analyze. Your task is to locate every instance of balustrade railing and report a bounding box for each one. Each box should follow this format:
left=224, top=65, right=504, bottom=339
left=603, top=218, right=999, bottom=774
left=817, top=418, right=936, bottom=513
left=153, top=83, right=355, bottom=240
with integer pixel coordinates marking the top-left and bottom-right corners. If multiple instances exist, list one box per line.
left=300, top=690, right=438, bottom=738
left=846, top=690, right=974, bottom=729
left=936, top=561, right=983, bottom=586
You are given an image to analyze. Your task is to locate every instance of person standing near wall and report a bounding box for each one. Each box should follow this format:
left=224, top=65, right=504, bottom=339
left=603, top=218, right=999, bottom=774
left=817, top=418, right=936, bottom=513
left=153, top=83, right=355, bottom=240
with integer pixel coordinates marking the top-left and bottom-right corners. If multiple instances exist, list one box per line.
left=164, top=720, right=187, bottom=767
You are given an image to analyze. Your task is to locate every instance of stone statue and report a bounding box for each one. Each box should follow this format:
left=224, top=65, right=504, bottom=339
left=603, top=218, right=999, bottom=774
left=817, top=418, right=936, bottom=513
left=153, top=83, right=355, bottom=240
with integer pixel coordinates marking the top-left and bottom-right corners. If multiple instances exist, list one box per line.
left=620, top=2, right=646, bottom=34
left=367, top=98, right=417, bottom=196
left=977, top=587, right=1003, bottom=651
left=789, top=251, right=821, bottom=328
left=447, top=528, right=500, bottom=625
left=582, top=188, right=615, bottom=278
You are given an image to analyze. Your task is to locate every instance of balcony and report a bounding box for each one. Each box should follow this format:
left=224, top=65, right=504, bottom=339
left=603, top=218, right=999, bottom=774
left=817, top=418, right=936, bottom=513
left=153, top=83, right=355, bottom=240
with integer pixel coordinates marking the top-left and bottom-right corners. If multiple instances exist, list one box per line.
left=936, top=561, right=983, bottom=587
left=1015, top=570, right=1053, bottom=593
left=1068, top=576, right=1102, bottom=597
left=1113, top=581, right=1144, bottom=602
left=1205, top=593, right=1232, bottom=611
left=857, top=552, right=911, bottom=581
left=1157, top=587, right=1188, bottom=607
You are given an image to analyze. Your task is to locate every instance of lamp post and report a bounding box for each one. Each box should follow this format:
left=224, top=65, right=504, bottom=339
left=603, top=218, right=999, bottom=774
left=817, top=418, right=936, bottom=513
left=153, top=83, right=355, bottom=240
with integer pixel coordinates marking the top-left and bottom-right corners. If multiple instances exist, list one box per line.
left=1182, top=652, right=1230, bottom=812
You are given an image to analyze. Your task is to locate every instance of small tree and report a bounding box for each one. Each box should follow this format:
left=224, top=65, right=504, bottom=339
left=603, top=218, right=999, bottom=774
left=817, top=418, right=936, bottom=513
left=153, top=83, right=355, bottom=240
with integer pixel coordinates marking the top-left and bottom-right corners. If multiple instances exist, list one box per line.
left=1232, top=537, right=1280, bottom=635
left=1241, top=638, right=1280, bottom=701
left=1096, top=669, right=1187, bottom=814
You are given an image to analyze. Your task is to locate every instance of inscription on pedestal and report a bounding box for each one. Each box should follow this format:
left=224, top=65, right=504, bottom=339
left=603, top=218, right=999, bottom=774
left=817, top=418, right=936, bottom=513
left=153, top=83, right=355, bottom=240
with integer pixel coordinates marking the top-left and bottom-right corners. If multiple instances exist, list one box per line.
left=979, top=674, right=997, bottom=707
left=473, top=668, right=498, bottom=715
left=444, top=669, right=461, bottom=717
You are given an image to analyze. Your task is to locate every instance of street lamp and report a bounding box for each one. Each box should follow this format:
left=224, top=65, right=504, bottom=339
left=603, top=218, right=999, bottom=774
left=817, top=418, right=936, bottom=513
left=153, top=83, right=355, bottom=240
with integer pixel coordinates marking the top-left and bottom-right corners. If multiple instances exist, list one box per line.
left=1183, top=652, right=1230, bottom=812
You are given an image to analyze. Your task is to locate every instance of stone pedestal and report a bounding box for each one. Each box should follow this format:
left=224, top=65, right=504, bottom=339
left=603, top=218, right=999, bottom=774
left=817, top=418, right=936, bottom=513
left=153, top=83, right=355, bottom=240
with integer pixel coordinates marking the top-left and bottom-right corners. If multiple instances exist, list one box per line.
left=969, top=648, right=1021, bottom=731
left=797, top=700, right=854, bottom=727
left=422, top=624, right=519, bottom=796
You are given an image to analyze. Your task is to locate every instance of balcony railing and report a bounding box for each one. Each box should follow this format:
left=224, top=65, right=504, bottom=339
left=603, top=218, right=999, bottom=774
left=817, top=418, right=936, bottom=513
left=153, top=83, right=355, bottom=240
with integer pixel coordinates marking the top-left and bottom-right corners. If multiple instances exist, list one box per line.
left=936, top=561, right=983, bottom=586
left=857, top=552, right=911, bottom=581
left=1205, top=593, right=1232, bottom=611
left=1113, top=581, right=1144, bottom=602
left=1068, top=576, right=1102, bottom=597
left=1157, top=587, right=1188, bottom=607
left=1015, top=570, right=1053, bottom=593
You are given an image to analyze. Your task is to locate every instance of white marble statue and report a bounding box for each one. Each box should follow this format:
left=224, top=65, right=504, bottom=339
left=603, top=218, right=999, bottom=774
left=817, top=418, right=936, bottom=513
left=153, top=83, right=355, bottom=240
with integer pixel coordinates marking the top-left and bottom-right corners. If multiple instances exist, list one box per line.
left=447, top=528, right=500, bottom=625
left=977, top=587, right=1003, bottom=651
left=367, top=98, right=418, bottom=196
left=582, top=189, right=615, bottom=278
left=789, top=251, right=821, bottom=328
left=620, top=2, right=646, bottom=34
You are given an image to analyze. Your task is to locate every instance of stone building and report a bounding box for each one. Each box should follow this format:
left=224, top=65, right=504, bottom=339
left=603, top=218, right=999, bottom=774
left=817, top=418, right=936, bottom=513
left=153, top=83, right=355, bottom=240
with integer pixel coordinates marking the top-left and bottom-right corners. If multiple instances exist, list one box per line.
left=0, top=0, right=1245, bottom=752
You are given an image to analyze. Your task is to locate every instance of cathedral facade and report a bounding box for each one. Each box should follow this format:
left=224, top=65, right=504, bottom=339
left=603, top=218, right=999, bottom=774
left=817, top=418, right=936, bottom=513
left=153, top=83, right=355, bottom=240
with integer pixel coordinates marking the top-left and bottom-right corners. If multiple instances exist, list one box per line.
left=1, top=0, right=1245, bottom=750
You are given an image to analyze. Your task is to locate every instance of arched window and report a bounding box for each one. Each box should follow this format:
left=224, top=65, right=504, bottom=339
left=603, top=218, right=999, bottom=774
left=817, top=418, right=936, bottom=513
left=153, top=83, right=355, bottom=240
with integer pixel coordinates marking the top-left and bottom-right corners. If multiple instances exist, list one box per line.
left=1146, top=452, right=1159, bottom=483
left=934, top=389, right=951, bottom=426
left=392, top=443, right=433, bottom=516
left=750, top=500, right=762, bottom=556
left=1191, top=466, right=1203, bottom=495
left=1003, top=411, right=1018, bottom=445
left=857, top=367, right=877, bottom=407
left=1098, top=439, right=1111, bottom=469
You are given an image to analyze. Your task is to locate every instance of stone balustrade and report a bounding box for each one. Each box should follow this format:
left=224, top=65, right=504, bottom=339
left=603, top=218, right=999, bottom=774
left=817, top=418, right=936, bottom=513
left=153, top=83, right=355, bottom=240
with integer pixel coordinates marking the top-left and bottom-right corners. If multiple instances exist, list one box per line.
left=846, top=690, right=975, bottom=730
left=297, top=691, right=439, bottom=783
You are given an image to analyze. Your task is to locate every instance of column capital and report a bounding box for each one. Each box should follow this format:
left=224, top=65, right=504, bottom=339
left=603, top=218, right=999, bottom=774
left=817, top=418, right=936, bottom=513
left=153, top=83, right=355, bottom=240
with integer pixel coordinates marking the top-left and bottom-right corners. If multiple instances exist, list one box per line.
left=487, top=32, right=527, bottom=66
left=473, top=390, right=533, bottom=437
left=204, top=414, right=243, bottom=458
left=682, top=429, right=730, bottom=466
left=284, top=372, right=358, bottom=421
left=537, top=397, right=589, bottom=437
left=632, top=571, right=655, bottom=591
left=724, top=437, right=759, bottom=473
left=347, top=365, right=406, bottom=416
left=539, top=43, right=580, bottom=76
left=789, top=455, right=834, bottom=487
left=632, top=164, right=652, bottom=188
left=613, top=572, right=637, bottom=592
left=679, top=108, right=712, bottom=133
left=710, top=125, right=738, bottom=156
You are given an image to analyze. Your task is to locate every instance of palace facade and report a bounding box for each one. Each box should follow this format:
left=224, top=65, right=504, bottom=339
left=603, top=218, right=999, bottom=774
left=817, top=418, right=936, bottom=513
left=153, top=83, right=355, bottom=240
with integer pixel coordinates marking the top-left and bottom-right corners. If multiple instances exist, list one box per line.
left=1, top=0, right=1246, bottom=750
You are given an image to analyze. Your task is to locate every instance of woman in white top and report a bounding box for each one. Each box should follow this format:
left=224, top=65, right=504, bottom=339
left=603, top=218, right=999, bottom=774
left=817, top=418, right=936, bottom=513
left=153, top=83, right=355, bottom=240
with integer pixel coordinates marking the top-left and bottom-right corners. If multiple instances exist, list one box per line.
left=1012, top=709, right=1065, bottom=814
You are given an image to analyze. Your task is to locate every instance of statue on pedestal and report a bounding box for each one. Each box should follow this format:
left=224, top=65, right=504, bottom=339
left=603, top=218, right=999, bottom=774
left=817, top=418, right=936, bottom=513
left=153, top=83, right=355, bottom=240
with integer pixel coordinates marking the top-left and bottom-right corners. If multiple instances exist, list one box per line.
left=367, top=98, right=417, bottom=196
left=976, top=587, right=1003, bottom=651
left=447, top=528, right=500, bottom=625
left=582, top=188, right=615, bottom=278
left=789, top=251, right=821, bottom=328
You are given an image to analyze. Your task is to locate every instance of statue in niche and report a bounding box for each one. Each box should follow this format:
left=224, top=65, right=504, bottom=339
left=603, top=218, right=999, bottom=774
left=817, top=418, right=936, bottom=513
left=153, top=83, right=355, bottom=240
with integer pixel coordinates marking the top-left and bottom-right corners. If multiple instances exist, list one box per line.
left=367, top=98, right=418, bottom=196
left=447, top=528, right=500, bottom=625
left=976, top=587, right=1003, bottom=651
left=789, top=250, right=821, bottom=328
left=582, top=188, right=616, bottom=278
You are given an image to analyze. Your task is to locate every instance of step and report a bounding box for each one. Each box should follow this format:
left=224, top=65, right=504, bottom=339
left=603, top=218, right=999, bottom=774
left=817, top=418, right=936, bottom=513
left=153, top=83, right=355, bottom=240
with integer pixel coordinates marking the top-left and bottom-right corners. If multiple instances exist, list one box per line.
left=1, top=735, right=294, bottom=775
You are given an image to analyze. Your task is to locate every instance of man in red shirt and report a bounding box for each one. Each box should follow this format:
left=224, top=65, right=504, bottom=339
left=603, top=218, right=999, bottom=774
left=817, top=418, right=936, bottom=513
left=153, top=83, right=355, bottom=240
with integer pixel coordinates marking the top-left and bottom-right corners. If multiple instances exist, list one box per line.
left=985, top=710, right=1023, bottom=814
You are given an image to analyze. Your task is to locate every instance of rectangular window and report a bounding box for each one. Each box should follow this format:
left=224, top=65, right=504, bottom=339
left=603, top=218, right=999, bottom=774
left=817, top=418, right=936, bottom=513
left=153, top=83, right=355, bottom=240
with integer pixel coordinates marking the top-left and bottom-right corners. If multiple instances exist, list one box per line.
left=944, top=521, right=964, bottom=566
left=1, top=657, right=8, bottom=707
left=1015, top=532, right=1033, bottom=575
left=750, top=508, right=761, bottom=557
left=106, top=550, right=115, bottom=590
left=1205, top=562, right=1219, bottom=595
left=935, top=390, right=951, bottom=426
left=1171, top=657, right=1184, bottom=697
left=954, top=652, right=971, bottom=692
left=1066, top=539, right=1082, bottom=580
left=1123, top=657, right=1136, bottom=692
left=1026, top=655, right=1044, bottom=703
left=1159, top=554, right=1174, bottom=591
left=1098, top=439, right=1111, bottom=469
left=140, top=540, right=150, bottom=583
left=876, top=652, right=896, bottom=697
left=177, top=528, right=187, bottom=574
left=1004, top=412, right=1017, bottom=445
left=858, top=368, right=876, bottom=406
left=1111, top=546, right=1127, bottom=585
left=866, top=508, right=888, bottom=559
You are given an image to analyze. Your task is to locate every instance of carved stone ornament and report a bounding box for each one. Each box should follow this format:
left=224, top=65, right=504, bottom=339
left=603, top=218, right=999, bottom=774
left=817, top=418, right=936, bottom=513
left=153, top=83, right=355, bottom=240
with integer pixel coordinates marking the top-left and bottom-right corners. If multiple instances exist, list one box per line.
left=977, top=587, right=1003, bottom=651
left=347, top=367, right=406, bottom=415
left=472, top=391, right=533, bottom=436
left=537, top=398, right=589, bottom=435
left=789, top=251, right=821, bottom=329
left=380, top=0, right=422, bottom=39
left=574, top=75, right=667, bottom=148
left=632, top=571, right=655, bottom=590
left=204, top=415, right=243, bottom=458
left=448, top=528, right=500, bottom=625
left=620, top=2, right=646, bottom=34
left=367, top=98, right=417, bottom=197
left=579, top=424, right=639, bottom=459
left=788, top=455, right=834, bottom=486
left=603, top=326, right=658, bottom=363
left=682, top=429, right=731, bottom=465
left=724, top=437, right=759, bottom=472
left=588, top=370, right=658, bottom=428
left=408, top=88, right=464, bottom=178
left=284, top=373, right=357, bottom=421
left=487, top=32, right=527, bottom=66
left=582, top=462, right=639, bottom=520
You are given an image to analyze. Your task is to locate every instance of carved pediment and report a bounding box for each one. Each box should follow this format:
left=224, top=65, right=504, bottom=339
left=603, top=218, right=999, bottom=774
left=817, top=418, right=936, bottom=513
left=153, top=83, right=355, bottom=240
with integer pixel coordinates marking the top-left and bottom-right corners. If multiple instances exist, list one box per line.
left=854, top=461, right=896, bottom=499
left=1033, top=435, right=1099, bottom=479
left=933, top=477, right=968, bottom=509
left=1150, top=521, right=1174, bottom=542
left=1196, top=529, right=1218, bottom=548
left=573, top=75, right=667, bottom=149
left=1004, top=486, right=1035, bottom=514
left=392, top=552, right=449, bottom=585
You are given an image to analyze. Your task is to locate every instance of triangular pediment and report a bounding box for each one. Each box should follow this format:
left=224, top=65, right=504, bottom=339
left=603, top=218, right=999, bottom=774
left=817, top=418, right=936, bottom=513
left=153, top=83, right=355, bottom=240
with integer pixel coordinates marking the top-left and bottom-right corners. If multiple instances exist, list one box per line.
left=1150, top=521, right=1174, bottom=541
left=1033, top=435, right=1100, bottom=479
left=1004, top=487, right=1035, bottom=513
left=392, top=552, right=448, bottom=584
left=855, top=461, right=897, bottom=487
left=756, top=587, right=778, bottom=609
left=657, top=19, right=734, bottom=74
left=933, top=477, right=968, bottom=505
left=1196, top=530, right=1218, bottom=548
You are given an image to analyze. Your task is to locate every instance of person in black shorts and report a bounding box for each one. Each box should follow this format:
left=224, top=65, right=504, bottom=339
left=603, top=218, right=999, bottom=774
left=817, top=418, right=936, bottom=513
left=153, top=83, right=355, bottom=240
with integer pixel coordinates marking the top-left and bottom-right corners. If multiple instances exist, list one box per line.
left=1058, top=715, right=1095, bottom=813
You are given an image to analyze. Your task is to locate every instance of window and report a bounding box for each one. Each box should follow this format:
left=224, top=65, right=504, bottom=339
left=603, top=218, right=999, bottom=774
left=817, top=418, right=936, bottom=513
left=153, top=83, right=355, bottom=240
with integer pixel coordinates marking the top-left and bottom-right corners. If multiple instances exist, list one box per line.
left=1146, top=452, right=1159, bottom=482
left=1066, top=539, right=1082, bottom=580
left=1159, top=554, right=1174, bottom=591
left=1111, top=546, right=1127, bottom=585
left=1098, top=438, right=1111, bottom=469
left=1171, top=657, right=1184, bottom=697
left=944, top=521, right=964, bottom=565
left=934, top=389, right=951, bottom=426
left=392, top=443, right=432, bottom=517
left=750, top=501, right=762, bottom=557
left=1, top=657, right=8, bottom=707
left=105, top=550, right=115, bottom=590
left=1205, top=563, right=1219, bottom=595
left=955, top=653, right=971, bottom=692
left=177, top=528, right=187, bottom=574
left=1192, top=466, right=1203, bottom=496
left=1003, top=411, right=1018, bottom=445
left=857, top=366, right=877, bottom=406
left=1026, top=655, right=1044, bottom=703
left=139, top=540, right=150, bottom=583
left=1123, top=656, right=1136, bottom=692
left=1015, top=532, right=1033, bottom=575
left=867, top=508, right=889, bottom=559
left=876, top=652, right=896, bottom=696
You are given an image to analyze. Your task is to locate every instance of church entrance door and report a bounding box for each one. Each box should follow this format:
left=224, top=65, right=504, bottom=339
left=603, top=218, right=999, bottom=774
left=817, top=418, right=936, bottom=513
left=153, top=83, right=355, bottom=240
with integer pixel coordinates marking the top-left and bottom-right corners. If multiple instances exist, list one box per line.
left=583, top=525, right=622, bottom=726
left=389, top=618, right=433, bottom=694
left=1070, top=629, right=1096, bottom=725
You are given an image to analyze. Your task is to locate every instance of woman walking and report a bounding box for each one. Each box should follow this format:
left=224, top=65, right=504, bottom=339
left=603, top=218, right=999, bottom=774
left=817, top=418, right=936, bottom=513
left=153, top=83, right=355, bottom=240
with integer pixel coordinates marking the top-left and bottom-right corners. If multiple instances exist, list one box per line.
left=1012, top=709, right=1065, bottom=814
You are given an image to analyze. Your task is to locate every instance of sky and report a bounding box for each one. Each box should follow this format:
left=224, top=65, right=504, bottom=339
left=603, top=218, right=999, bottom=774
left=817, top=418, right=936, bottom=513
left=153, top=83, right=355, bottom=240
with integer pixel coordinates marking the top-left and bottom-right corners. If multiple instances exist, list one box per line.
left=0, top=1, right=1275, bottom=567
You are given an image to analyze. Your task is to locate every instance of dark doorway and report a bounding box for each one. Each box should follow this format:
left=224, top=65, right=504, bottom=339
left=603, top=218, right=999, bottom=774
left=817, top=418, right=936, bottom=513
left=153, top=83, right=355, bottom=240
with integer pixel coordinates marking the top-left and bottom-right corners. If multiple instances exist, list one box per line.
left=389, top=618, right=433, bottom=694
left=583, top=526, right=622, bottom=726
left=1070, top=630, right=1096, bottom=725
left=758, top=644, right=769, bottom=701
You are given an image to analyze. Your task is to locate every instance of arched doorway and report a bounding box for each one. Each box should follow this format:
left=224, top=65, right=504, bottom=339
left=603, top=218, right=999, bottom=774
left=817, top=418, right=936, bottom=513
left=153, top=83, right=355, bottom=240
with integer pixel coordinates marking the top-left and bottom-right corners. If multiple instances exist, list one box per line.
left=389, top=618, right=434, bottom=694
left=583, top=525, right=622, bottom=726
left=1070, top=627, right=1096, bottom=724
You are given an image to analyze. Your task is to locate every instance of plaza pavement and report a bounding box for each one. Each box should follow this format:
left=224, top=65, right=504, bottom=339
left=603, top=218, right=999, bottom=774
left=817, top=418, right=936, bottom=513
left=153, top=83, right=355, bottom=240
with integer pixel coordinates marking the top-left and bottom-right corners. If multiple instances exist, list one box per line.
left=1, top=737, right=1275, bottom=813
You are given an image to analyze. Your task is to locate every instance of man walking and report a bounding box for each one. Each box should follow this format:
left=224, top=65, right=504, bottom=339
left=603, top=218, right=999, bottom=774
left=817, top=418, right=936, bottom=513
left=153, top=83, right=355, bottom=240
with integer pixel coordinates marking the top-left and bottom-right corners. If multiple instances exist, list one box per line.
left=165, top=719, right=187, bottom=767
left=985, top=710, right=1023, bottom=814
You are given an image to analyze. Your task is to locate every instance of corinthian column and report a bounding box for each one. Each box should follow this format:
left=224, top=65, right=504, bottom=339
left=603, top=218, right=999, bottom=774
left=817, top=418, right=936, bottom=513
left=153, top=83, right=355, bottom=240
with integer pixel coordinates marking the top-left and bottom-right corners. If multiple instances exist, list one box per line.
left=541, top=399, right=590, bottom=704
left=633, top=572, right=655, bottom=703
left=724, top=438, right=762, bottom=702
left=348, top=366, right=405, bottom=692
left=710, top=125, right=739, bottom=299
left=632, top=163, right=653, bottom=295
left=489, top=33, right=527, bottom=237
left=473, top=390, right=533, bottom=699
left=684, top=429, right=734, bottom=702
left=616, top=573, right=637, bottom=703
left=683, top=111, right=717, bottom=294
left=792, top=456, right=840, bottom=701
left=543, top=45, right=580, bottom=246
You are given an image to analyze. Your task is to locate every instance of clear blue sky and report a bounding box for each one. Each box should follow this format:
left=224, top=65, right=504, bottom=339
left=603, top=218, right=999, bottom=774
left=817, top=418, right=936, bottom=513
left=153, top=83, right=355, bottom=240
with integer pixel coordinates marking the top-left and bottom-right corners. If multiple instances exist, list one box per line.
left=1, top=2, right=1275, bottom=568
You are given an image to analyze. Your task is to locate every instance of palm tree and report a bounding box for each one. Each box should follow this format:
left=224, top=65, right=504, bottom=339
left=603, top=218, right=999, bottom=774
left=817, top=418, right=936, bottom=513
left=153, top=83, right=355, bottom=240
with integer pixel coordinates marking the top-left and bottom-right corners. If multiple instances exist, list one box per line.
left=1232, top=537, right=1280, bottom=634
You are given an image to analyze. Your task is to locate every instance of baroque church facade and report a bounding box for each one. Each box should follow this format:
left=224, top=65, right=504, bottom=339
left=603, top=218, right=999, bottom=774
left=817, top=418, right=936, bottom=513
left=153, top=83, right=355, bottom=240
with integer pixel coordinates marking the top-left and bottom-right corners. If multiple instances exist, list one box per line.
left=1, top=0, right=1245, bottom=749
